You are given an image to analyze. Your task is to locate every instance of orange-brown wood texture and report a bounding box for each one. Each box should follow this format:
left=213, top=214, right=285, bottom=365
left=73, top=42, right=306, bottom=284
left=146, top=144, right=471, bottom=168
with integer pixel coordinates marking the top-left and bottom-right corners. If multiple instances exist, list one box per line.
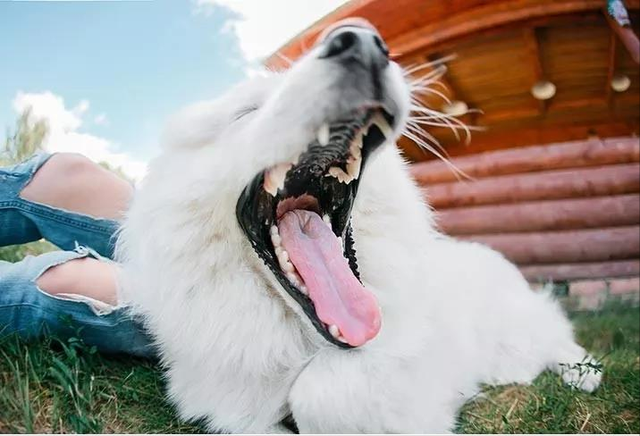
left=460, top=226, right=640, bottom=264
left=424, top=163, right=640, bottom=208
left=437, top=194, right=640, bottom=235
left=410, top=137, right=640, bottom=184
left=520, top=260, right=640, bottom=281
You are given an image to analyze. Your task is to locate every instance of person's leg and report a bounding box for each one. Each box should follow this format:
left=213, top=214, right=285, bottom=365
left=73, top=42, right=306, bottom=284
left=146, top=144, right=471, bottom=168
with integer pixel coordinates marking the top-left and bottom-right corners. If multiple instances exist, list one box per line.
left=0, top=152, right=132, bottom=258
left=1, top=153, right=151, bottom=357
left=37, top=256, right=118, bottom=306
left=0, top=249, right=155, bottom=358
left=20, top=153, right=133, bottom=222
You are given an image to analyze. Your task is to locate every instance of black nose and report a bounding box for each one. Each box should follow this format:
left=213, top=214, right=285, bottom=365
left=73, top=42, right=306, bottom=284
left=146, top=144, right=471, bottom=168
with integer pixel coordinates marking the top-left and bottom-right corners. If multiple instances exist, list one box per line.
left=319, top=26, right=389, bottom=70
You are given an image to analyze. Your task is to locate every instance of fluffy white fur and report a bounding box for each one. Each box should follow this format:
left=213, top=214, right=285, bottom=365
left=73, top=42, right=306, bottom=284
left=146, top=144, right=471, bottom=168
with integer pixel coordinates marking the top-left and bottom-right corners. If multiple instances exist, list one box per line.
left=117, top=30, right=601, bottom=433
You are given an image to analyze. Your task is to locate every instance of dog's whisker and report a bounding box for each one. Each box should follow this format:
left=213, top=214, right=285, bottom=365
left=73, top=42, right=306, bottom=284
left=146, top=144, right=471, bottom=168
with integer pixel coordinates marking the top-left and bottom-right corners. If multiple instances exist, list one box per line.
left=402, top=129, right=472, bottom=182
left=403, top=54, right=457, bottom=76
left=404, top=64, right=450, bottom=81
left=409, top=103, right=475, bottom=144
left=405, top=123, right=452, bottom=157
left=409, top=108, right=463, bottom=142
left=410, top=118, right=485, bottom=134
left=402, top=129, right=461, bottom=175
left=411, top=80, right=449, bottom=94
left=410, top=87, right=452, bottom=106
left=409, top=119, right=479, bottom=131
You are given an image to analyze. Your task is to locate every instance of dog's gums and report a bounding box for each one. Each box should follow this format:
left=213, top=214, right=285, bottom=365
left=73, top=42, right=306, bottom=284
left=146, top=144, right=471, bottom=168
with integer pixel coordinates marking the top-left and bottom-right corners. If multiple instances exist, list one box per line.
left=236, top=108, right=393, bottom=348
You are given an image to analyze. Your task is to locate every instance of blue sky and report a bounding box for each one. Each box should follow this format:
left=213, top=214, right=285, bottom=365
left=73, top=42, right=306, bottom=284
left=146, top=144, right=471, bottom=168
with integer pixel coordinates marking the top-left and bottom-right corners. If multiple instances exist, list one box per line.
left=1, top=1, right=246, bottom=171
left=1, top=0, right=346, bottom=179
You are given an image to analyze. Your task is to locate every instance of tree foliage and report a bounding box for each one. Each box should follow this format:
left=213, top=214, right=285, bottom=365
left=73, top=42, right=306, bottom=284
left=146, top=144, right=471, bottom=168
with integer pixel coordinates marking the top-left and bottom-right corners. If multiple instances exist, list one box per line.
left=1, top=108, right=48, bottom=166
left=0, top=108, right=55, bottom=261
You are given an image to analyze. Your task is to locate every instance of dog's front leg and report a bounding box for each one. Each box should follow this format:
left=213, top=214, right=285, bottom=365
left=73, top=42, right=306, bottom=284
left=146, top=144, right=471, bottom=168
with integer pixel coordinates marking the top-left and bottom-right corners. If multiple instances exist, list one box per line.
left=288, top=348, right=457, bottom=433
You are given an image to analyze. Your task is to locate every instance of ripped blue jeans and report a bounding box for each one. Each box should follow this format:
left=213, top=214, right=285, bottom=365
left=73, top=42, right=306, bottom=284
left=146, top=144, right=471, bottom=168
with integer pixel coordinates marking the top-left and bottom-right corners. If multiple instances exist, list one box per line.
left=0, top=153, right=154, bottom=358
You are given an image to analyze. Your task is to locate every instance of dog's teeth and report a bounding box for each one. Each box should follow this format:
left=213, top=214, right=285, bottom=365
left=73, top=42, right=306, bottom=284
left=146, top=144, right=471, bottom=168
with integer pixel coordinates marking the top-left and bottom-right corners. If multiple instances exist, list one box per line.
left=287, top=272, right=300, bottom=286
left=329, top=324, right=340, bottom=338
left=275, top=246, right=284, bottom=257
left=281, top=260, right=295, bottom=273
left=278, top=249, right=290, bottom=263
left=323, top=214, right=331, bottom=227
left=299, top=285, right=308, bottom=296
left=346, top=156, right=362, bottom=180
left=371, top=112, right=393, bottom=140
left=264, top=162, right=292, bottom=196
left=317, top=123, right=330, bottom=146
left=270, top=225, right=279, bottom=236
left=338, top=236, right=343, bottom=248
left=338, top=335, right=348, bottom=343
left=283, top=263, right=295, bottom=274
left=328, top=166, right=354, bottom=184
left=271, top=233, right=282, bottom=247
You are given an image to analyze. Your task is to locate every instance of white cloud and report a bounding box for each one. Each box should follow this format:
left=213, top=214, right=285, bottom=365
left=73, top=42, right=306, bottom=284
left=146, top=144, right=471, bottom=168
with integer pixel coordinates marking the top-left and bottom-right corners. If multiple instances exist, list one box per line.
left=12, top=91, right=147, bottom=182
left=94, top=113, right=109, bottom=126
left=196, top=0, right=347, bottom=62
left=73, top=99, right=90, bottom=117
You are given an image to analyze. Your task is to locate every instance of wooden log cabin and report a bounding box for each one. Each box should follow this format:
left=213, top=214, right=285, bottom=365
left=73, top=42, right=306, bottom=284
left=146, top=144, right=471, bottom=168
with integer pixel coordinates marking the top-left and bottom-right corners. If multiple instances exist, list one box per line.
left=265, top=0, right=640, bottom=285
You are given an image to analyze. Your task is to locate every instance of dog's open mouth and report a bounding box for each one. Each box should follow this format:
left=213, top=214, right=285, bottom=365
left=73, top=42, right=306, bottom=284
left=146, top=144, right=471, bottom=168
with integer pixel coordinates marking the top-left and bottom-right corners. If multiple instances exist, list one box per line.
left=236, top=108, right=394, bottom=348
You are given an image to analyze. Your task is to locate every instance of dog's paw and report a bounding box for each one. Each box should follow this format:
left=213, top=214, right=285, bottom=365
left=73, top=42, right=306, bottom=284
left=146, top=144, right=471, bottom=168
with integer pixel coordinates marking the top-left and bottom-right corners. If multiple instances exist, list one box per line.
left=559, top=359, right=603, bottom=393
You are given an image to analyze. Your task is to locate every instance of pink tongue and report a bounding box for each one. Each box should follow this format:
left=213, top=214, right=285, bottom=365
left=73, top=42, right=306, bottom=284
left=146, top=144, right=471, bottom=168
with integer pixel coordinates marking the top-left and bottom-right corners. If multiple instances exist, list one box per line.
left=278, top=210, right=381, bottom=346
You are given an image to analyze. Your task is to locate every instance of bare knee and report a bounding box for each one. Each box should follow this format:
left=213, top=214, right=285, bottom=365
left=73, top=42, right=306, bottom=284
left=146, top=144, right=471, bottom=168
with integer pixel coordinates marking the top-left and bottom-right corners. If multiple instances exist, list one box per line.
left=21, top=153, right=133, bottom=220
left=36, top=258, right=119, bottom=306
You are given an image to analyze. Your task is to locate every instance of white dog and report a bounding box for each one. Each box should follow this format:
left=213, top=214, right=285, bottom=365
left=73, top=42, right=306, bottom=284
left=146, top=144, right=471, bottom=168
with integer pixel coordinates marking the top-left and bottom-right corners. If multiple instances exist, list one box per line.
left=117, top=20, right=601, bottom=433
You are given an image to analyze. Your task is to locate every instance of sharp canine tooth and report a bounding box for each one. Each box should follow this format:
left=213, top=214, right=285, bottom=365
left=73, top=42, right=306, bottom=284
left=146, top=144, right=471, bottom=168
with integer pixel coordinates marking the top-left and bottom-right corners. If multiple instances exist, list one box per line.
left=264, top=182, right=278, bottom=197
left=323, top=214, right=331, bottom=226
left=264, top=163, right=292, bottom=196
left=299, top=285, right=308, bottom=295
left=338, top=335, right=348, bottom=343
left=371, top=112, right=393, bottom=139
left=317, top=123, right=330, bottom=146
left=329, top=324, right=340, bottom=338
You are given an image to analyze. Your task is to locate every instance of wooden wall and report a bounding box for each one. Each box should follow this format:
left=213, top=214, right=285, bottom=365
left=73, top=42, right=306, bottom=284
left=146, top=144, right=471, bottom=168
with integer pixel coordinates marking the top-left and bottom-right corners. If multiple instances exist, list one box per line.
left=409, top=136, right=640, bottom=282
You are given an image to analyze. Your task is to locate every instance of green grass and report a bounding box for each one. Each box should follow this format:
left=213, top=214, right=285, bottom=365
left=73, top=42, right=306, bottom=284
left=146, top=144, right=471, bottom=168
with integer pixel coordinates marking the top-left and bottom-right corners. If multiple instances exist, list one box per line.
left=0, top=303, right=638, bottom=433
left=457, top=302, right=640, bottom=433
left=0, top=335, right=202, bottom=433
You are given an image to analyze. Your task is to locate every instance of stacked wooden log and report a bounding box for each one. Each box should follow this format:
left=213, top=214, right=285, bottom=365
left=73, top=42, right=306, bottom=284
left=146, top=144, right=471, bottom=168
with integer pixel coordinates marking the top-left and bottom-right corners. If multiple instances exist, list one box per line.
left=409, top=137, right=640, bottom=282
